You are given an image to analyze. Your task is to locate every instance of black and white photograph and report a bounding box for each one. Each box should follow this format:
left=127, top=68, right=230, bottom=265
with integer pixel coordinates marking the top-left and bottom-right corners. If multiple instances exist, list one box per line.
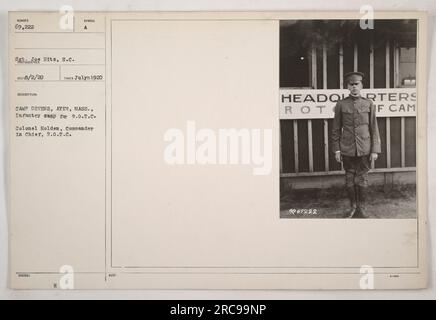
left=279, top=19, right=417, bottom=219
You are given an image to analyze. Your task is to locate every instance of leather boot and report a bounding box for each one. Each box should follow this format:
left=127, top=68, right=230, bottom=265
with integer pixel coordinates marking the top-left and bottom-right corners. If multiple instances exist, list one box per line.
left=354, top=184, right=359, bottom=210
left=343, top=186, right=357, bottom=218
left=355, top=185, right=369, bottom=218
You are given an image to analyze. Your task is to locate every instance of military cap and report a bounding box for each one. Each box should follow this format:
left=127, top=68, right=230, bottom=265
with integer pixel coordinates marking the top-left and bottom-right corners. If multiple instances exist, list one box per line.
left=344, top=71, right=364, bottom=84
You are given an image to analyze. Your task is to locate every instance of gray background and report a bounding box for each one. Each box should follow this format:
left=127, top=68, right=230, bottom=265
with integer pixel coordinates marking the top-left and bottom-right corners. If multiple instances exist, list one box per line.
left=1, top=0, right=435, bottom=299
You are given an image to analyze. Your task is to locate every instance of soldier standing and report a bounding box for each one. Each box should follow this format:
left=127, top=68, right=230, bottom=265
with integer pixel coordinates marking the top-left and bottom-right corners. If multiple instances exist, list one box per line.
left=331, top=72, right=381, bottom=218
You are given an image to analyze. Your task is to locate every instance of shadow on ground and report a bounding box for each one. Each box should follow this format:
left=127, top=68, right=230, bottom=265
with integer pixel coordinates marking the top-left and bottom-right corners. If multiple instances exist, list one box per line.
left=280, top=184, right=416, bottom=219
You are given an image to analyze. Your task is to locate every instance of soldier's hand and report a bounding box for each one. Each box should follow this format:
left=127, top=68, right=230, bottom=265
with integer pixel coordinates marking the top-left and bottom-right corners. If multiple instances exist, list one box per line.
left=370, top=153, right=378, bottom=161
left=335, top=152, right=342, bottom=163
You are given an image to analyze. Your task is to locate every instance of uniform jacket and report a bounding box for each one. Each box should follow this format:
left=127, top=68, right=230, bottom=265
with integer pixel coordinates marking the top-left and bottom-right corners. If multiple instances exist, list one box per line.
left=331, top=95, right=381, bottom=157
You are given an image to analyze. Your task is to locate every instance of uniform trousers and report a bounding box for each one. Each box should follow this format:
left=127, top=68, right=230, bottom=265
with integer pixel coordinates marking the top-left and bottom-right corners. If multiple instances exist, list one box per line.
left=342, top=155, right=370, bottom=188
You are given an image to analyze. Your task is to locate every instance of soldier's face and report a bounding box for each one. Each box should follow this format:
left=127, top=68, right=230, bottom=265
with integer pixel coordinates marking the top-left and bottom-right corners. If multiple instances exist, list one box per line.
left=347, top=81, right=363, bottom=95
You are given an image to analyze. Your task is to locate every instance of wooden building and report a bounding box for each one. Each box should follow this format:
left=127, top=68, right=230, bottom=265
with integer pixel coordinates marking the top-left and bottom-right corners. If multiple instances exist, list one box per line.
left=279, top=20, right=417, bottom=190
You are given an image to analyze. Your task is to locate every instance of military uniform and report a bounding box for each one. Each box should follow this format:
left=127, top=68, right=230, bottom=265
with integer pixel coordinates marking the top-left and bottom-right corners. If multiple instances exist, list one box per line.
left=331, top=72, right=381, bottom=218
left=331, top=95, right=381, bottom=158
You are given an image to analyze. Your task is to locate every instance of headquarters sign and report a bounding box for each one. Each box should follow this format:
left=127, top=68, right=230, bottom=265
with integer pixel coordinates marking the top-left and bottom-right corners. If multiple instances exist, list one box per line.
left=279, top=88, right=417, bottom=119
